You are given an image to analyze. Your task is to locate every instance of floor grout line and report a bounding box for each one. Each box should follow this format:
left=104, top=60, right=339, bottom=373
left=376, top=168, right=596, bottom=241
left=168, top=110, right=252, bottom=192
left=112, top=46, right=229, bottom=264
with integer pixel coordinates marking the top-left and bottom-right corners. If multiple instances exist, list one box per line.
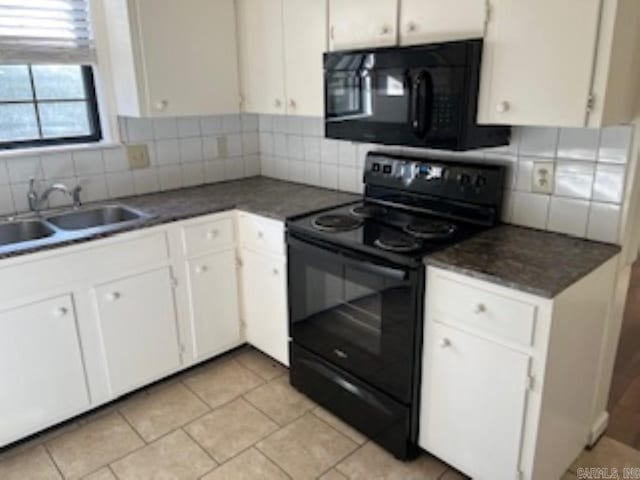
left=42, top=443, right=65, bottom=479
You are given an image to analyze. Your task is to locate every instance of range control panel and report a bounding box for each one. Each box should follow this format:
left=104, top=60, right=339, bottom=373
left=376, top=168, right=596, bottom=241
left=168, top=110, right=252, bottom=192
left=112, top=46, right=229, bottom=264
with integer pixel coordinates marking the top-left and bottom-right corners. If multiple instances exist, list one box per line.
left=364, top=152, right=505, bottom=207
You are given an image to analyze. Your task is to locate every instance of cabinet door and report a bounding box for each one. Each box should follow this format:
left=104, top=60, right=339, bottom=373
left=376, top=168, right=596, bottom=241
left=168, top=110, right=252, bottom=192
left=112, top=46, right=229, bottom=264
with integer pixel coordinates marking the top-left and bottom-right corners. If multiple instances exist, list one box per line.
left=237, top=0, right=286, bottom=114
left=420, top=322, right=530, bottom=479
left=242, top=250, right=289, bottom=365
left=0, top=295, right=89, bottom=446
left=478, top=0, right=601, bottom=126
left=329, top=0, right=398, bottom=51
left=135, top=0, right=240, bottom=116
left=95, top=268, right=181, bottom=395
left=399, top=0, right=486, bottom=46
left=187, top=250, right=241, bottom=360
left=283, top=0, right=327, bottom=116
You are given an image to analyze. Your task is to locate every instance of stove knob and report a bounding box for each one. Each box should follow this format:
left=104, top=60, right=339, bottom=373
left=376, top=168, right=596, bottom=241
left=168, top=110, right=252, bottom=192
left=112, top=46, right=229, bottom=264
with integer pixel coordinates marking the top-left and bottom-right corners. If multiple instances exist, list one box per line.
left=372, top=163, right=381, bottom=172
left=457, top=173, right=472, bottom=187
left=475, top=175, right=487, bottom=188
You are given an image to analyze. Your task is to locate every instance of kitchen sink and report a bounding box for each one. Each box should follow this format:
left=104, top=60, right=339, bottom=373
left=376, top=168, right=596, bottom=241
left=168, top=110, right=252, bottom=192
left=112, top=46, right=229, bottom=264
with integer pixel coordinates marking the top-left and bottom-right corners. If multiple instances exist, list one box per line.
left=46, top=205, right=148, bottom=231
left=0, top=220, right=56, bottom=247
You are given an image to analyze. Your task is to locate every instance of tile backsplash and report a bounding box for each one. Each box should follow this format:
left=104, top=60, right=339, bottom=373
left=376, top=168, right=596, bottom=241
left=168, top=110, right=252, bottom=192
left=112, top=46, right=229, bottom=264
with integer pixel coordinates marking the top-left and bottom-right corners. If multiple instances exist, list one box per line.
left=0, top=114, right=260, bottom=216
left=0, top=112, right=633, bottom=245
left=257, top=115, right=633, bottom=245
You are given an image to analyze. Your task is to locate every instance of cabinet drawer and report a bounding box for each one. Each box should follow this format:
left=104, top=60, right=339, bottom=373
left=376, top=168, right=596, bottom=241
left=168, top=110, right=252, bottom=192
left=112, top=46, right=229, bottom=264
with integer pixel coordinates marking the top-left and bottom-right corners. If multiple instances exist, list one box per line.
left=239, top=214, right=285, bottom=257
left=182, top=217, right=234, bottom=256
left=430, top=275, right=537, bottom=346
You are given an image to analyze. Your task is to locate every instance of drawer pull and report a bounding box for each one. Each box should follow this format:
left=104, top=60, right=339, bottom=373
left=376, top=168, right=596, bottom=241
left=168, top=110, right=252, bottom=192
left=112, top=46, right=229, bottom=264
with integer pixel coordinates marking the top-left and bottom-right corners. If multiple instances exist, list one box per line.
left=106, top=292, right=121, bottom=302
left=206, top=230, right=219, bottom=240
left=53, top=307, right=68, bottom=318
left=439, top=338, right=451, bottom=348
left=272, top=268, right=279, bottom=276
left=195, top=265, right=208, bottom=274
left=474, top=303, right=487, bottom=314
left=257, top=231, right=264, bottom=239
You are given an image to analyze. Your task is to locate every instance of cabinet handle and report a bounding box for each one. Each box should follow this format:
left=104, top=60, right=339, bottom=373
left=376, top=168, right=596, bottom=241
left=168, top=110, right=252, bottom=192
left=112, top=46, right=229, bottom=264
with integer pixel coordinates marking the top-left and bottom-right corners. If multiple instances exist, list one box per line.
left=195, top=265, right=209, bottom=274
left=53, top=307, right=68, bottom=318
left=330, top=25, right=335, bottom=40
left=289, top=99, right=296, bottom=110
left=106, top=292, right=121, bottom=302
left=439, top=338, right=451, bottom=348
left=406, top=22, right=417, bottom=33
left=272, top=268, right=279, bottom=276
left=380, top=25, right=390, bottom=35
left=257, top=231, right=264, bottom=239
left=275, top=99, right=282, bottom=109
left=496, top=101, right=510, bottom=113
left=474, top=303, right=487, bottom=314
left=206, top=230, right=219, bottom=240
left=155, top=100, right=168, bottom=111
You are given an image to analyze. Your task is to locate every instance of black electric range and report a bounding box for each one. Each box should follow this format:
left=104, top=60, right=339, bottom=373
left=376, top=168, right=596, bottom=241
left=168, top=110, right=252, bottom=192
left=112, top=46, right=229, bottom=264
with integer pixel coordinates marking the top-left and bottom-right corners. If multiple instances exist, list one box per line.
left=286, top=151, right=505, bottom=460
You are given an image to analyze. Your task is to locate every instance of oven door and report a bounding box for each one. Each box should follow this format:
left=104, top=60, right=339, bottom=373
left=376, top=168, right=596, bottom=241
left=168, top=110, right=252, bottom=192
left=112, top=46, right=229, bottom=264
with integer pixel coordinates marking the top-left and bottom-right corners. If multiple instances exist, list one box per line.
left=288, top=235, right=422, bottom=404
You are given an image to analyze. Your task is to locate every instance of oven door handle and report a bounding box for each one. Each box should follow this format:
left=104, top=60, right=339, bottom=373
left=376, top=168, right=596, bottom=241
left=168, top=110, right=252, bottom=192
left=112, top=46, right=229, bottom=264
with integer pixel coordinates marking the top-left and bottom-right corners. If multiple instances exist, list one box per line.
left=288, top=235, right=411, bottom=282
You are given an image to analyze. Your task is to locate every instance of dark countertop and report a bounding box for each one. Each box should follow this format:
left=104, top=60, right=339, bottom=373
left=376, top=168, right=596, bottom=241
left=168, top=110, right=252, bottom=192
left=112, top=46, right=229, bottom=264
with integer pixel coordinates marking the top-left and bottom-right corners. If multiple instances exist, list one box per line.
left=425, top=224, right=621, bottom=298
left=0, top=177, right=359, bottom=260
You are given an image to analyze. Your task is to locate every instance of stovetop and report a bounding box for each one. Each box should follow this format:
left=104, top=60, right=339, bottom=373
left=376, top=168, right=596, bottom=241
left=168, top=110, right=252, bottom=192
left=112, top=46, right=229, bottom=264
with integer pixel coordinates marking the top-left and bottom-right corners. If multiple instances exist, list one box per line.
left=287, top=200, right=488, bottom=267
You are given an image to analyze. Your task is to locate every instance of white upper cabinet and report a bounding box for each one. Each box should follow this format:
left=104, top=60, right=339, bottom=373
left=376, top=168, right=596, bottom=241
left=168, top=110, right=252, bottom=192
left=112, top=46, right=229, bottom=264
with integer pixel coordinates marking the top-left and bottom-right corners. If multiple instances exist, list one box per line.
left=478, top=0, right=640, bottom=127
left=329, top=0, right=398, bottom=51
left=399, top=0, right=486, bottom=46
left=0, top=295, right=89, bottom=446
left=283, top=0, right=327, bottom=116
left=237, top=0, right=286, bottom=114
left=103, top=0, right=240, bottom=117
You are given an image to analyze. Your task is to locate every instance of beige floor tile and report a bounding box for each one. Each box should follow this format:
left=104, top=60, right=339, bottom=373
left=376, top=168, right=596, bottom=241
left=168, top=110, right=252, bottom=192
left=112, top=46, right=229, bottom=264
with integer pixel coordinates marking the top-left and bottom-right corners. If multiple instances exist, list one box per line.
left=201, top=447, right=288, bottom=480
left=111, top=429, right=216, bottom=480
left=319, top=468, right=348, bottom=479
left=82, top=467, right=117, bottom=480
left=245, top=376, right=315, bottom=425
left=183, top=358, right=264, bottom=409
left=235, top=347, right=288, bottom=381
left=0, top=445, right=62, bottom=480
left=336, top=442, right=448, bottom=480
left=46, top=412, right=144, bottom=479
left=119, top=382, right=209, bottom=441
left=312, top=406, right=367, bottom=445
left=570, top=436, right=640, bottom=472
left=185, top=397, right=278, bottom=463
left=562, top=472, right=577, bottom=480
left=257, top=413, right=357, bottom=479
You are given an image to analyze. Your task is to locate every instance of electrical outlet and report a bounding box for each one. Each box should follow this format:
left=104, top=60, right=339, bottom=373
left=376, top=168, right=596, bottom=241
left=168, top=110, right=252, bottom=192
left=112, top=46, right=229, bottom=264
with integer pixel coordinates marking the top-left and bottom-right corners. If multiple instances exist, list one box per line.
left=217, top=136, right=228, bottom=158
left=532, top=161, right=555, bottom=194
left=126, top=144, right=150, bottom=170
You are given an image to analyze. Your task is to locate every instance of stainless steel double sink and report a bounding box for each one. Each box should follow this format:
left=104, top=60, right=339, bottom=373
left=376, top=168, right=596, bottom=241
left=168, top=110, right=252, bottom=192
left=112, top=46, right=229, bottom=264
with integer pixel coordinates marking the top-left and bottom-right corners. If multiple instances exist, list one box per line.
left=0, top=205, right=151, bottom=253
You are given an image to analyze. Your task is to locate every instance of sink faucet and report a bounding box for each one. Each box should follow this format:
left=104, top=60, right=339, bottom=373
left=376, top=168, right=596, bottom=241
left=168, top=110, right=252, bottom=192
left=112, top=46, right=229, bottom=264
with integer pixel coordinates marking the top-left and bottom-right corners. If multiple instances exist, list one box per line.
left=28, top=178, right=82, bottom=214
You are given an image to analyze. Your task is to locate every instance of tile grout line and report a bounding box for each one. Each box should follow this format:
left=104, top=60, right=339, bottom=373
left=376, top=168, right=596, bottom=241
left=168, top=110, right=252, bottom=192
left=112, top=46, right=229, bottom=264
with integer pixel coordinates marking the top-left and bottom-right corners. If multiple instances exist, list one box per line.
left=41, top=443, right=65, bottom=479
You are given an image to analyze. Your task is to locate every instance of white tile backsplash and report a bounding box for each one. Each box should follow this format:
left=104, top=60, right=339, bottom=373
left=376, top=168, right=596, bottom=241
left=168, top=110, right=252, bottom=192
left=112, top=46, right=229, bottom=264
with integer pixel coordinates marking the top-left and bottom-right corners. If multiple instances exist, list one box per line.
left=0, top=112, right=630, bottom=245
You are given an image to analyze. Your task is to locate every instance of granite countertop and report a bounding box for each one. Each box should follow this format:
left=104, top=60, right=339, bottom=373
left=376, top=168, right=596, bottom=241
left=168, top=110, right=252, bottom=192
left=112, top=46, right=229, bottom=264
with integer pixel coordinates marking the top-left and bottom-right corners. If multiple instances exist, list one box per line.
left=425, top=224, right=621, bottom=298
left=0, top=177, right=359, bottom=260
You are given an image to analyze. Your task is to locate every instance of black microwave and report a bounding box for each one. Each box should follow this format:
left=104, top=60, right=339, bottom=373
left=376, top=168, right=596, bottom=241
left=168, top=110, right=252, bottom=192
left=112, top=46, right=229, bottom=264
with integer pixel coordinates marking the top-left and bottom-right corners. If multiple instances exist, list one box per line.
left=324, top=39, right=510, bottom=151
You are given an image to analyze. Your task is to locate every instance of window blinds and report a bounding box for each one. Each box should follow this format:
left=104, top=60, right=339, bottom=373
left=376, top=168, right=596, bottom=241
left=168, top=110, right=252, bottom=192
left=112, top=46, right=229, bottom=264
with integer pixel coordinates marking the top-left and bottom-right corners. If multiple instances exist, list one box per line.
left=0, top=0, right=95, bottom=64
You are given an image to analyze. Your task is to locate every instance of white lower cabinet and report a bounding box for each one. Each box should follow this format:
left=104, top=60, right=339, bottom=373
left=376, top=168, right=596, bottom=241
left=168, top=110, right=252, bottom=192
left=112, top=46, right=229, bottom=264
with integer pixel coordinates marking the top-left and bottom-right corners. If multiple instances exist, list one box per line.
left=421, top=322, right=530, bottom=480
left=0, top=295, right=89, bottom=445
left=186, top=249, right=241, bottom=360
left=242, top=248, right=289, bottom=366
left=95, top=267, right=181, bottom=395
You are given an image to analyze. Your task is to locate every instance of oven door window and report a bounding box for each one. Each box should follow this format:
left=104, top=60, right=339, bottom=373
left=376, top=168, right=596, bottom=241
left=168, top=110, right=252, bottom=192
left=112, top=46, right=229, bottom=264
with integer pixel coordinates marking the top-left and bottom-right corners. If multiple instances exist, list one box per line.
left=289, top=241, right=417, bottom=403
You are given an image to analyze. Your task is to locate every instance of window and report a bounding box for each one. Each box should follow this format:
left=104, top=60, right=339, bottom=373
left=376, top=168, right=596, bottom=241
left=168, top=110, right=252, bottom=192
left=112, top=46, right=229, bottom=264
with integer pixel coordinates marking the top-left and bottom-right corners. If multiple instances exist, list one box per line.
left=0, top=0, right=101, bottom=149
left=0, top=65, right=101, bottom=148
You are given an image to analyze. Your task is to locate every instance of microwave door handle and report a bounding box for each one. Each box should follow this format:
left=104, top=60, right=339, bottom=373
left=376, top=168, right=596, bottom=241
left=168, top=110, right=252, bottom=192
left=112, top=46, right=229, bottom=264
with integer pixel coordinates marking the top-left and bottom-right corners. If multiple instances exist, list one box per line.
left=410, top=73, right=420, bottom=135
left=421, top=71, right=434, bottom=137
left=412, top=71, right=433, bottom=139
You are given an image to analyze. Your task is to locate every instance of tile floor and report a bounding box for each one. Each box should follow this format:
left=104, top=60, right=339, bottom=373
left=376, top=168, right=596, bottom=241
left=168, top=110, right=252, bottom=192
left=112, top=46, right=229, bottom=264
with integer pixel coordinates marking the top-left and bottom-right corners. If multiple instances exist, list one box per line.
left=0, top=346, right=636, bottom=480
